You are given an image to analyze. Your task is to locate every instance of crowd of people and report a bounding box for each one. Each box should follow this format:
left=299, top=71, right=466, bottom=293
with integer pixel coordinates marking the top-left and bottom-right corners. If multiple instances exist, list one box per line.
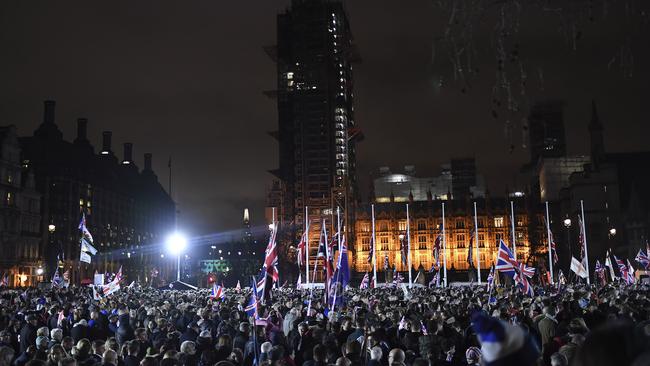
left=0, top=281, right=649, bottom=366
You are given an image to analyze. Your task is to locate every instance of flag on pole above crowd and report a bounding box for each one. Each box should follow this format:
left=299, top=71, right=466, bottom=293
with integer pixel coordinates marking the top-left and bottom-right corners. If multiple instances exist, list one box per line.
left=360, top=272, right=369, bottom=289
left=433, top=231, right=442, bottom=267
left=258, top=223, right=279, bottom=304
left=605, top=249, right=617, bottom=280
left=486, top=265, right=495, bottom=292
left=635, top=248, right=649, bottom=269
left=626, top=259, right=635, bottom=284
left=79, top=213, right=94, bottom=243
left=51, top=269, right=64, bottom=288
left=614, top=255, right=628, bottom=281
left=544, top=217, right=559, bottom=265
left=245, top=277, right=259, bottom=319
left=594, top=260, right=607, bottom=286
left=296, top=232, right=306, bottom=267
left=495, top=240, right=534, bottom=296
left=367, top=237, right=374, bottom=264
left=467, top=228, right=474, bottom=266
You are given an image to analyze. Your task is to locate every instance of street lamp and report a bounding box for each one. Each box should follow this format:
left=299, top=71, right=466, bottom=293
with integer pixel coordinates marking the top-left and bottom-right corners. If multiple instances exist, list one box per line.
left=36, top=267, right=44, bottom=275
left=609, top=228, right=617, bottom=236
left=48, top=224, right=56, bottom=233
left=166, top=232, right=188, bottom=281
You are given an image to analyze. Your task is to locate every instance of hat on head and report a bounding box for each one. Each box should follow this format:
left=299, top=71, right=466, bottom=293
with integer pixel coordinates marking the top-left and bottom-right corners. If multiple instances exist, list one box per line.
left=471, top=312, right=539, bottom=366
left=466, top=346, right=482, bottom=363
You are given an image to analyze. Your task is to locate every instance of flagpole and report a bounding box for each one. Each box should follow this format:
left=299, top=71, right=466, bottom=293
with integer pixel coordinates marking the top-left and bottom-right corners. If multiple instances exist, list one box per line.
left=371, top=204, right=377, bottom=288
left=545, top=201, right=554, bottom=284
left=510, top=201, right=517, bottom=260
left=580, top=200, right=590, bottom=285
left=332, top=207, right=342, bottom=312
left=442, top=202, right=448, bottom=287
left=305, top=206, right=309, bottom=286
left=474, top=202, right=481, bottom=284
left=406, top=203, right=412, bottom=288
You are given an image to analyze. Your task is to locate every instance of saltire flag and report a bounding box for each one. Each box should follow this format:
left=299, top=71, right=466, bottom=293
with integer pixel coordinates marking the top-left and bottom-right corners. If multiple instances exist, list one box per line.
left=635, top=249, right=649, bottom=269
left=244, top=276, right=259, bottom=318
left=594, top=260, right=606, bottom=286
left=400, top=235, right=408, bottom=266
left=296, top=232, right=306, bottom=267
left=51, top=269, right=64, bottom=288
left=78, top=212, right=94, bottom=243
left=626, top=259, right=635, bottom=284
left=383, top=255, right=389, bottom=270
left=360, top=272, right=369, bottom=289
left=467, top=228, right=475, bottom=265
left=210, top=283, right=225, bottom=300
left=486, top=265, right=495, bottom=292
left=367, top=236, right=374, bottom=264
left=80, top=238, right=98, bottom=256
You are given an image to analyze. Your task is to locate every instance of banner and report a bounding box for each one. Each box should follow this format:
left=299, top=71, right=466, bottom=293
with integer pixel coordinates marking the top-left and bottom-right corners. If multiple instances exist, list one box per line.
left=80, top=251, right=92, bottom=264
left=94, top=273, right=105, bottom=286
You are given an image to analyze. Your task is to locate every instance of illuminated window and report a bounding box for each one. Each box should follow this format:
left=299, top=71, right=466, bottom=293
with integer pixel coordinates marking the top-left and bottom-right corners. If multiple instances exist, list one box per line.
left=380, top=222, right=388, bottom=231
left=361, top=223, right=370, bottom=232
left=456, top=220, right=465, bottom=229
left=456, top=234, right=465, bottom=248
left=478, top=234, right=485, bottom=247
left=398, top=221, right=407, bottom=231
left=287, top=72, right=294, bottom=79
left=7, top=173, right=13, bottom=184
left=417, top=221, right=426, bottom=230
left=517, top=232, right=524, bottom=239
left=361, top=237, right=370, bottom=251
left=418, top=235, right=427, bottom=249
left=494, top=217, right=504, bottom=228
left=5, top=192, right=13, bottom=206
left=380, top=236, right=389, bottom=250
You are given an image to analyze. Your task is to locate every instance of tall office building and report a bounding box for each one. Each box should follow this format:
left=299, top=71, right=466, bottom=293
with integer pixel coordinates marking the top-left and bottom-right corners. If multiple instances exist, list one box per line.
left=267, top=0, right=361, bottom=267
left=528, top=100, right=567, bottom=163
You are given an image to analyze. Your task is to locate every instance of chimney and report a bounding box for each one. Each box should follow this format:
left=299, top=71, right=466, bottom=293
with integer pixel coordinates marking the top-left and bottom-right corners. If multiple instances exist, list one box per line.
left=101, top=131, right=112, bottom=154
left=43, top=100, right=56, bottom=125
left=123, top=143, right=133, bottom=164
left=76, top=118, right=88, bottom=141
left=144, top=153, right=152, bottom=171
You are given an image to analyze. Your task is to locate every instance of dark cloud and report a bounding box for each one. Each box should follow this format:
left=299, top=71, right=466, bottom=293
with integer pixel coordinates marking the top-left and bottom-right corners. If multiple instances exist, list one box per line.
left=1, top=1, right=648, bottom=235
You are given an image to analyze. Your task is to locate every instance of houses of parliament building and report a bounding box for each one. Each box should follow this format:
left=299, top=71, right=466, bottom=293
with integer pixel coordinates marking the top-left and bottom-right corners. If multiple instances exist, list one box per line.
left=352, top=196, right=546, bottom=274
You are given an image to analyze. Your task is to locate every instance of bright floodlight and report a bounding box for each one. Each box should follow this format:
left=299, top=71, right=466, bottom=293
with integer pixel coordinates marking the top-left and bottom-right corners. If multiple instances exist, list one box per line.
left=36, top=268, right=44, bottom=275
left=166, top=232, right=188, bottom=255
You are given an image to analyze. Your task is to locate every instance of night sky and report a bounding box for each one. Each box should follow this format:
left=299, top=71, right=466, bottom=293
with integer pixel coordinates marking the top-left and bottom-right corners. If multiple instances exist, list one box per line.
left=1, top=1, right=649, bottom=237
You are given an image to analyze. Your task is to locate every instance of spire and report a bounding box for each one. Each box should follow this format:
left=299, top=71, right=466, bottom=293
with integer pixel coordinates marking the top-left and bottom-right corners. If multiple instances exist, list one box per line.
left=408, top=190, right=414, bottom=203
left=589, top=99, right=605, bottom=169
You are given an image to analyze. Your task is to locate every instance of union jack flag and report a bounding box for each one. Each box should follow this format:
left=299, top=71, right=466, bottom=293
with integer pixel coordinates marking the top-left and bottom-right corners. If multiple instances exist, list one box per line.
left=486, top=265, right=495, bottom=292
left=495, top=240, right=517, bottom=275
left=296, top=232, right=306, bottom=267
left=635, top=249, right=649, bottom=269
left=614, top=255, right=628, bottom=280
left=367, top=237, right=374, bottom=264
left=428, top=271, right=439, bottom=287
left=210, top=283, right=225, bottom=300
left=544, top=217, right=559, bottom=264
left=360, top=272, right=369, bottom=289
left=626, top=259, right=635, bottom=285
left=244, top=277, right=259, bottom=318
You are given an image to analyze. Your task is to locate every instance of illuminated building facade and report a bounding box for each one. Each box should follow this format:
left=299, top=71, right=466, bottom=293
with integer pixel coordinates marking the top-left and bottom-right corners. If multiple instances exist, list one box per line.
left=18, top=101, right=175, bottom=284
left=353, top=198, right=545, bottom=274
